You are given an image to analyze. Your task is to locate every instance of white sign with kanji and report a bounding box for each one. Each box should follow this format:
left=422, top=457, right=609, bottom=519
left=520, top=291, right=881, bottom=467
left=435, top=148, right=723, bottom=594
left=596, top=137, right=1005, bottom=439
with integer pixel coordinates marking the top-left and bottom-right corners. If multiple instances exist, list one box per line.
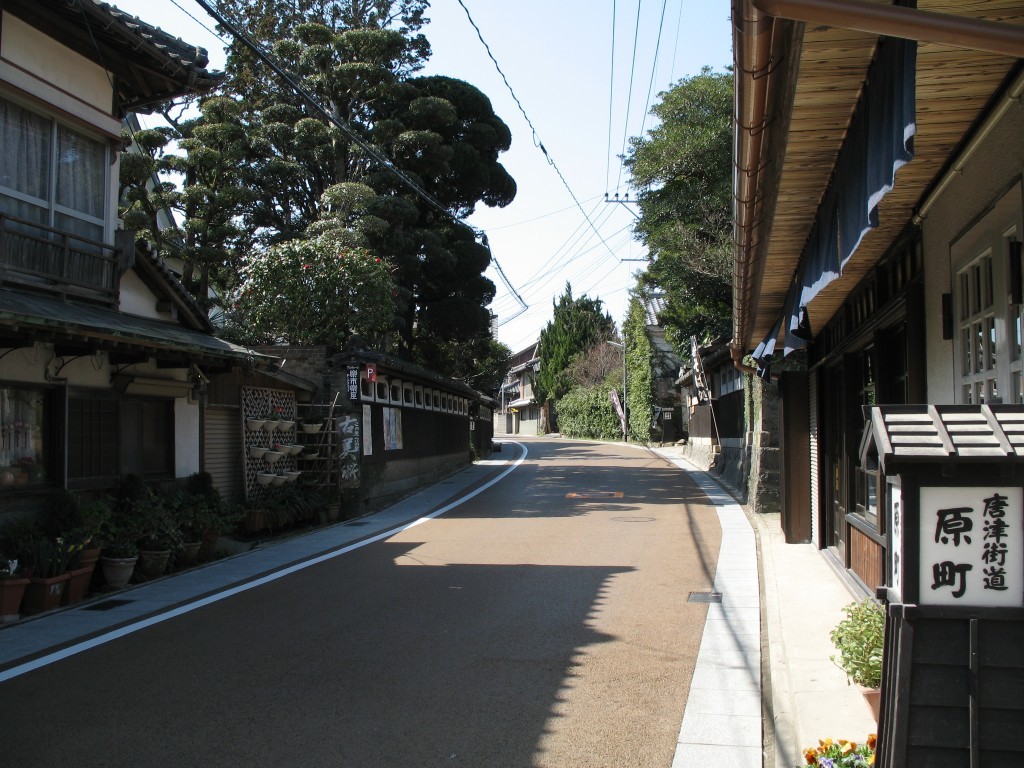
left=919, top=486, right=1023, bottom=607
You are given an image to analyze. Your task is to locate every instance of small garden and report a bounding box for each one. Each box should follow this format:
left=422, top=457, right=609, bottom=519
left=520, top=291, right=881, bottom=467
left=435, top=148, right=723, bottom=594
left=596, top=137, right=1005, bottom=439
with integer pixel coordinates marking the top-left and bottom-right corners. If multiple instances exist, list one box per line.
left=0, top=473, right=287, bottom=622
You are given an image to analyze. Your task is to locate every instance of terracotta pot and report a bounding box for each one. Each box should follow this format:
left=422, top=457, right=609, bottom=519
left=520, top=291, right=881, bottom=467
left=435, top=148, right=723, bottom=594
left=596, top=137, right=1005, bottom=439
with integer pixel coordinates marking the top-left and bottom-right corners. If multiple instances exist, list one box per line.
left=78, top=547, right=102, bottom=570
left=137, top=550, right=171, bottom=580
left=177, top=541, right=202, bottom=568
left=62, top=565, right=95, bottom=605
left=22, top=573, right=70, bottom=615
left=199, top=529, right=219, bottom=562
left=101, top=556, right=138, bottom=589
left=0, top=577, right=30, bottom=622
left=859, top=685, right=881, bottom=721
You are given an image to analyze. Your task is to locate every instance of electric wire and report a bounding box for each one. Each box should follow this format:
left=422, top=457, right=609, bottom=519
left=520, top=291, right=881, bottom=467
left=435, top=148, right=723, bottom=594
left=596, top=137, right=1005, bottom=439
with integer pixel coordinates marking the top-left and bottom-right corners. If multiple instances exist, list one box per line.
left=605, top=0, right=617, bottom=194
left=454, top=0, right=620, bottom=263
left=614, top=0, right=644, bottom=192
left=669, top=0, right=685, bottom=84
left=638, top=0, right=670, bottom=142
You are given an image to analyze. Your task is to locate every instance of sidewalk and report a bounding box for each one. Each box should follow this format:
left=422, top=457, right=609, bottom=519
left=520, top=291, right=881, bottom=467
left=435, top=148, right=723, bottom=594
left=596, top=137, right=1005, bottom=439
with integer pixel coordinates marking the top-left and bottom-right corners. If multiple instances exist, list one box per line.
left=1, top=441, right=876, bottom=768
left=651, top=444, right=877, bottom=768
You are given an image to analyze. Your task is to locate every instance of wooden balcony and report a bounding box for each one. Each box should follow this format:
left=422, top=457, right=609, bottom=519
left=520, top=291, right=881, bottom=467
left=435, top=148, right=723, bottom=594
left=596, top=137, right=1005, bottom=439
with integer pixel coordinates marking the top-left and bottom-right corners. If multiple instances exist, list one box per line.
left=0, top=213, right=134, bottom=307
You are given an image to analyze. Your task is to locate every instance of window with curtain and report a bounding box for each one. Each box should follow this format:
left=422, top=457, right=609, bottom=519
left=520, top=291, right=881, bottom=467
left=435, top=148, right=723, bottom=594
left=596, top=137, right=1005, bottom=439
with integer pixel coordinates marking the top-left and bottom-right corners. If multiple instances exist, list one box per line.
left=0, top=95, right=106, bottom=243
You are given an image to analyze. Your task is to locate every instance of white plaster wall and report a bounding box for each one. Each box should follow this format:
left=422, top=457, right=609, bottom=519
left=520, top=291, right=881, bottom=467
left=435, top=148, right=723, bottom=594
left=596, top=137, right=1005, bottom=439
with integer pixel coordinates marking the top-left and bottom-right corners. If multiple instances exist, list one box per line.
left=119, top=271, right=174, bottom=321
left=0, top=13, right=118, bottom=136
left=921, top=98, right=1024, bottom=404
left=175, top=399, right=200, bottom=477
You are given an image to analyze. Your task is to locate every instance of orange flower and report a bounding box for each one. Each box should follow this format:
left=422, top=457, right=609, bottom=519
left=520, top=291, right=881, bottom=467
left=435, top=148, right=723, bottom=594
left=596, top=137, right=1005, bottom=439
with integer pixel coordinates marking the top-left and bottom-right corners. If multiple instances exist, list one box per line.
left=841, top=741, right=856, bottom=754
left=867, top=733, right=877, bottom=750
left=803, top=747, right=818, bottom=765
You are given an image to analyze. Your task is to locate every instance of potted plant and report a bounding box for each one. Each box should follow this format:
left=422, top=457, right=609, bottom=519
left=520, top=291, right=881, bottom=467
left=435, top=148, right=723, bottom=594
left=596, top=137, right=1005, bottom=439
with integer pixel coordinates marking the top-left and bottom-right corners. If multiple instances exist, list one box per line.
left=134, top=483, right=183, bottom=579
left=21, top=536, right=73, bottom=614
left=301, top=404, right=326, bottom=433
left=802, top=734, right=877, bottom=767
left=0, top=555, right=29, bottom=623
left=98, top=476, right=150, bottom=588
left=830, top=598, right=885, bottom=719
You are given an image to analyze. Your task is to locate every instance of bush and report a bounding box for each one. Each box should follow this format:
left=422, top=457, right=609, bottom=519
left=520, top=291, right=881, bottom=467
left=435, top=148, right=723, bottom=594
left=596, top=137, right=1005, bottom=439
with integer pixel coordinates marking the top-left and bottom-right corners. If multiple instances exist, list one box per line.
left=556, top=386, right=623, bottom=440
left=830, top=599, right=885, bottom=689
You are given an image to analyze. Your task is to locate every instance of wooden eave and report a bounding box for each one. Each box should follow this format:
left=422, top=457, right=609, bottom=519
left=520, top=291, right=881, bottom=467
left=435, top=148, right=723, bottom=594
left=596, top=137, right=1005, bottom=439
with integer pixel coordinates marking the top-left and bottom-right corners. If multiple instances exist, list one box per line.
left=733, top=0, right=1024, bottom=353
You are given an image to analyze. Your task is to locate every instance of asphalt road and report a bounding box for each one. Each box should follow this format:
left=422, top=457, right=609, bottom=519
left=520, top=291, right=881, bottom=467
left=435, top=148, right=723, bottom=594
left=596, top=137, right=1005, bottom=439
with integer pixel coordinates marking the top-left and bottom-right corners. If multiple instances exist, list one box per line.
left=2, top=437, right=723, bottom=767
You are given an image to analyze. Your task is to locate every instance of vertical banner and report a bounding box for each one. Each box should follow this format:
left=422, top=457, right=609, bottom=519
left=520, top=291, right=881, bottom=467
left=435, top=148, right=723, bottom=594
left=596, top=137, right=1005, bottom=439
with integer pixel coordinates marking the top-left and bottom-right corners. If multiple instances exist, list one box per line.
left=383, top=407, right=403, bottom=450
left=337, top=413, right=360, bottom=488
left=362, top=404, right=373, bottom=456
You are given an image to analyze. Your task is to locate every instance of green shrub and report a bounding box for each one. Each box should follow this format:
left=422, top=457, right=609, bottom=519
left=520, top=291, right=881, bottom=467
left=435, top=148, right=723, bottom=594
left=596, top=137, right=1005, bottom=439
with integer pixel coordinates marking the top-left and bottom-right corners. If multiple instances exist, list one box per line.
left=830, top=598, right=885, bottom=688
left=557, top=386, right=622, bottom=440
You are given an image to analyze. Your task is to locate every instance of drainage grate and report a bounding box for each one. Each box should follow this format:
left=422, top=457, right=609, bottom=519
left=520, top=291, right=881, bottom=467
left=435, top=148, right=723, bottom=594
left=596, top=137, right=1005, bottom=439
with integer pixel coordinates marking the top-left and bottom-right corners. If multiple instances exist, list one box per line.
left=565, top=491, right=623, bottom=499
left=83, top=598, right=134, bottom=611
left=611, top=516, right=655, bottom=523
left=688, top=591, right=723, bottom=603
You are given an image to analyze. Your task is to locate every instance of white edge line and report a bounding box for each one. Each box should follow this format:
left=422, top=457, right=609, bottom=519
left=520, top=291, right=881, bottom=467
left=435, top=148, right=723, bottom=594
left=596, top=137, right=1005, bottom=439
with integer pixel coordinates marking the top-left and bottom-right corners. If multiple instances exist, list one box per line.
left=0, top=442, right=529, bottom=683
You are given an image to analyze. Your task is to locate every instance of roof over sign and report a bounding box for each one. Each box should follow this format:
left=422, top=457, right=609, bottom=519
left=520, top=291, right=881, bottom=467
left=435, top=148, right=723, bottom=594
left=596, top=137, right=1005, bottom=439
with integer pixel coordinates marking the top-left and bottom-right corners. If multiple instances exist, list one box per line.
left=861, top=405, right=1024, bottom=472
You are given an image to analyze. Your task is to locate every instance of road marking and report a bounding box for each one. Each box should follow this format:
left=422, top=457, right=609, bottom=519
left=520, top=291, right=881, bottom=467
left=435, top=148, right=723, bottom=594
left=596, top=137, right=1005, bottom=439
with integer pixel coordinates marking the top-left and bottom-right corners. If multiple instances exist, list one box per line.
left=0, top=442, right=528, bottom=683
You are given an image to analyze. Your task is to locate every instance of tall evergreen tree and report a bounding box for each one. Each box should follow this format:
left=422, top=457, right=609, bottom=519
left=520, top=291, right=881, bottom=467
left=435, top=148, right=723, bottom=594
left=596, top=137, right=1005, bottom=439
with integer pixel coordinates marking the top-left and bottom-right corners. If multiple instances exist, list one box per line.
left=536, top=284, right=616, bottom=406
left=623, top=67, right=733, bottom=350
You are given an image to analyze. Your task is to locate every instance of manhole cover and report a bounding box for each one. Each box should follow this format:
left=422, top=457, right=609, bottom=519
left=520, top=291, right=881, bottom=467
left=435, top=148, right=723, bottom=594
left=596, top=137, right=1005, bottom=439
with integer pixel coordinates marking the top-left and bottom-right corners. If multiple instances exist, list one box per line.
left=565, top=491, right=623, bottom=499
left=83, top=598, right=134, bottom=611
left=688, top=592, right=723, bottom=603
left=611, top=516, right=655, bottom=523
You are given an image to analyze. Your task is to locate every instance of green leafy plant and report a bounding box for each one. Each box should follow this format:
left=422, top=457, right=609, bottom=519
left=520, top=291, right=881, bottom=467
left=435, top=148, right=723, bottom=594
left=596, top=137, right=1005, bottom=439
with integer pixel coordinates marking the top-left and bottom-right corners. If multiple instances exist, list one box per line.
left=830, top=599, right=885, bottom=689
left=801, top=734, right=876, bottom=766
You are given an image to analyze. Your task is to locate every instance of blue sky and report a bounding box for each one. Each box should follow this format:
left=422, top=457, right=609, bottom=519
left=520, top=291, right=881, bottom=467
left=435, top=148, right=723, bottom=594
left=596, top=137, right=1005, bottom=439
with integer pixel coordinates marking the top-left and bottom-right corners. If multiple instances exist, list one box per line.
left=112, top=1, right=733, bottom=353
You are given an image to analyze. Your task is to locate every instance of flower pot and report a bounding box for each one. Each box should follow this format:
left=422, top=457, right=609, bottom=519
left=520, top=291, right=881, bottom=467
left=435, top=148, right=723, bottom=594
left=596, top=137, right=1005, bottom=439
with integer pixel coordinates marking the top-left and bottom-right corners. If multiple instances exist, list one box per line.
left=859, top=685, right=881, bottom=722
left=249, top=445, right=268, bottom=459
left=137, top=549, right=171, bottom=580
left=199, top=529, right=219, bottom=562
left=284, top=470, right=302, bottom=483
left=22, top=573, right=70, bottom=615
left=256, top=472, right=275, bottom=486
left=301, top=422, right=323, bottom=434
left=62, top=565, right=95, bottom=605
left=246, top=418, right=266, bottom=432
left=302, top=450, right=319, bottom=460
left=276, top=420, right=295, bottom=432
left=263, top=450, right=284, bottom=465
left=177, top=541, right=202, bottom=568
left=286, top=444, right=304, bottom=456
left=271, top=474, right=287, bottom=486
left=0, top=577, right=30, bottom=623
left=78, top=546, right=102, bottom=571
left=101, top=555, right=138, bottom=588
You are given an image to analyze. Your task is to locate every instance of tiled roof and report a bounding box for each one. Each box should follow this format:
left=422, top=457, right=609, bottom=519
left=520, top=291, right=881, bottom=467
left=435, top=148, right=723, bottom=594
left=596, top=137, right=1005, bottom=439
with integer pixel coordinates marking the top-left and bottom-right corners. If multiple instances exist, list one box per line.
left=4, top=0, right=224, bottom=114
left=862, top=405, right=1024, bottom=470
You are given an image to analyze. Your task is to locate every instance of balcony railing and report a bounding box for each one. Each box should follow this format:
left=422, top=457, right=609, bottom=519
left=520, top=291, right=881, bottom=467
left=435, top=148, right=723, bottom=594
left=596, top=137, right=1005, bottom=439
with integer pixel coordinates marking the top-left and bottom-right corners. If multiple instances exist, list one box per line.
left=0, top=213, right=133, bottom=307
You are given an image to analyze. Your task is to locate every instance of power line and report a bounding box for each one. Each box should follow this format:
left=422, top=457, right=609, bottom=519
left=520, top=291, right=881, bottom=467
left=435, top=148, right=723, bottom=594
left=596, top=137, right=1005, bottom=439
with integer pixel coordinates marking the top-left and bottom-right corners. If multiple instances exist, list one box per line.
left=638, top=0, right=670, bottom=141
left=455, top=0, right=620, bottom=263
left=614, top=0, right=644, bottom=192
left=605, top=0, right=617, bottom=194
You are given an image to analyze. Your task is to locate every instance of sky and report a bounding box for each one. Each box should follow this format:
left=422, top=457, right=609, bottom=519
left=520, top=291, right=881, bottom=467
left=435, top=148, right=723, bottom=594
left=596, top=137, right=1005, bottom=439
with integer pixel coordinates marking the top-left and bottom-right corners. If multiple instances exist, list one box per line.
left=110, top=0, right=733, bottom=355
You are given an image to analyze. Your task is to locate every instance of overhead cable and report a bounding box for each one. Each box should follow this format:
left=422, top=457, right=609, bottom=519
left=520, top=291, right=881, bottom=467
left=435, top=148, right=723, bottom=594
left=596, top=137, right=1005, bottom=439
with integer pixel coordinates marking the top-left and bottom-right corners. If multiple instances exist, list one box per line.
left=455, top=0, right=621, bottom=263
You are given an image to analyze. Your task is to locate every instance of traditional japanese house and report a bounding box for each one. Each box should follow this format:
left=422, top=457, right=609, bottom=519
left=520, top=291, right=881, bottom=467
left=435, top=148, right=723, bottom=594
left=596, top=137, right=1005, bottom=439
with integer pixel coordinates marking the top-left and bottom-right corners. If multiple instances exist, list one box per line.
left=731, top=0, right=1024, bottom=582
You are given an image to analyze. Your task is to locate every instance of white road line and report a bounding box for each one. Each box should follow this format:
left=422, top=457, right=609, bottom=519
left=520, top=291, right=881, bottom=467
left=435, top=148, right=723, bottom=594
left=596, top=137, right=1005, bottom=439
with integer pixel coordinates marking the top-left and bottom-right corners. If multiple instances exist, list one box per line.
left=0, top=442, right=528, bottom=683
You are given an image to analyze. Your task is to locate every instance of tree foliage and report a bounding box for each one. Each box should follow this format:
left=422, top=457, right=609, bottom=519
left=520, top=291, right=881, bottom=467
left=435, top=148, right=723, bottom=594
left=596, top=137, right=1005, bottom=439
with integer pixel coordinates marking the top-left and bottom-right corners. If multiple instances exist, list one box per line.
left=119, top=0, right=516, bottom=381
left=220, top=234, right=396, bottom=348
left=536, top=284, right=616, bottom=405
left=623, top=67, right=733, bottom=349
left=556, top=387, right=623, bottom=441
left=623, top=293, right=654, bottom=442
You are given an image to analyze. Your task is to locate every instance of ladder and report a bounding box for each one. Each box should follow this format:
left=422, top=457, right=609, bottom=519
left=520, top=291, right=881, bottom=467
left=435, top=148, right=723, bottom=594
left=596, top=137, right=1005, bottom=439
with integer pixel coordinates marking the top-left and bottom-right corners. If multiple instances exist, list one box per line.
left=691, top=336, right=711, bottom=404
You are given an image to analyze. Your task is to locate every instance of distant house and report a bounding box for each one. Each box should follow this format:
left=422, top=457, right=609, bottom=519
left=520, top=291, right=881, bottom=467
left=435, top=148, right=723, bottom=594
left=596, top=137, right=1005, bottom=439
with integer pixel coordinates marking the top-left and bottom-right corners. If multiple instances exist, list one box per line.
left=496, top=341, right=542, bottom=435
left=0, top=0, right=275, bottom=511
